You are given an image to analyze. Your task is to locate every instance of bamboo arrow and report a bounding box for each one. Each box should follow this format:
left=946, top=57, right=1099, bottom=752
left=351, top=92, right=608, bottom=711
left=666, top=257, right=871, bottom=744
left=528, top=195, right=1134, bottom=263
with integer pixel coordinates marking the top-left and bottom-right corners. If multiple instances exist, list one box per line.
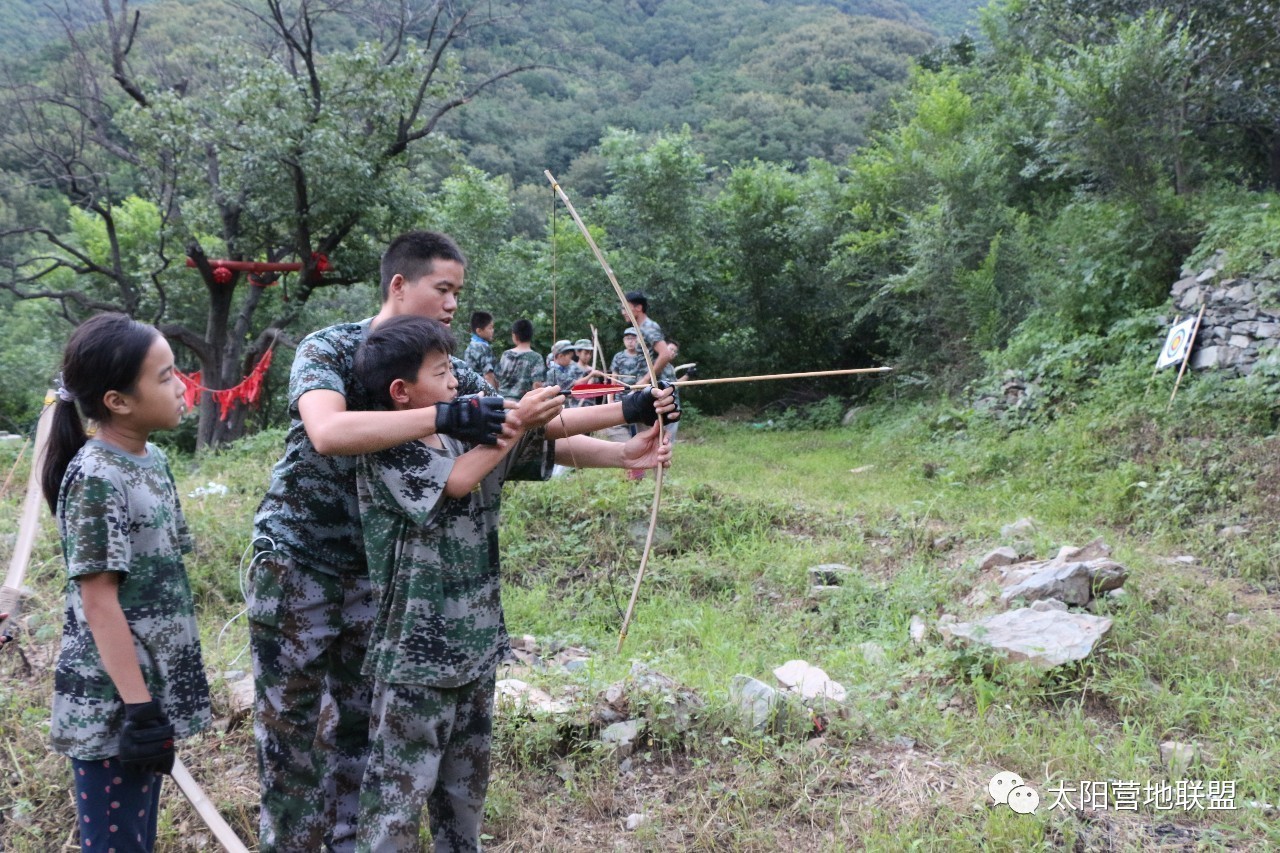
left=640, top=366, right=892, bottom=389
left=562, top=368, right=891, bottom=401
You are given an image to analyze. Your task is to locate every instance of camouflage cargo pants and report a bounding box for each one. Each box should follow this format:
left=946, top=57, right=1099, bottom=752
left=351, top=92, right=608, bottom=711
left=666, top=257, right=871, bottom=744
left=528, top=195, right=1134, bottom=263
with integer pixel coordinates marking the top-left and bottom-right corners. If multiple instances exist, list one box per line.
left=356, top=672, right=496, bottom=853
left=247, top=547, right=376, bottom=853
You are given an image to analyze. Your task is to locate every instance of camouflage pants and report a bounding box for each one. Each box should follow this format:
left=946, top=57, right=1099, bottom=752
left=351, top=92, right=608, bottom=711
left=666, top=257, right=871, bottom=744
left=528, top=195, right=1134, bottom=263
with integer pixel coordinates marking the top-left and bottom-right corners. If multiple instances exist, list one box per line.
left=247, top=548, right=376, bottom=853
left=356, top=672, right=496, bottom=853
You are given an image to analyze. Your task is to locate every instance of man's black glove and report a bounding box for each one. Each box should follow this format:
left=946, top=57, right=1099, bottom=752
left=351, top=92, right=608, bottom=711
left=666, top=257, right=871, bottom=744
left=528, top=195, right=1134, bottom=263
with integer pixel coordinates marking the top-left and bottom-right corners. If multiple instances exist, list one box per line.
left=621, top=381, right=680, bottom=426
left=119, top=699, right=176, bottom=775
left=436, top=395, right=506, bottom=445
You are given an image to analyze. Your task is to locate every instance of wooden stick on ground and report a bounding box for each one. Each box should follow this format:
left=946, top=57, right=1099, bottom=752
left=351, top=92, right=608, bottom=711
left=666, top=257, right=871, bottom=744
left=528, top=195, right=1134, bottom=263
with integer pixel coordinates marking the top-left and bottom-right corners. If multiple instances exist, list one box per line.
left=170, top=759, right=250, bottom=853
left=0, top=395, right=55, bottom=628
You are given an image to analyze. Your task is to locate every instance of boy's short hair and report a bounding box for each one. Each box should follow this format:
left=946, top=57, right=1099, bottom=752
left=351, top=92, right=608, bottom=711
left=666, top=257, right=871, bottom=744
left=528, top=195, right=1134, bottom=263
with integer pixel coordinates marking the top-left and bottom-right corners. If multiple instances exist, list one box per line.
left=355, top=316, right=457, bottom=410
left=380, top=231, right=467, bottom=300
left=624, top=291, right=648, bottom=313
left=511, top=318, right=534, bottom=343
left=469, top=311, right=493, bottom=332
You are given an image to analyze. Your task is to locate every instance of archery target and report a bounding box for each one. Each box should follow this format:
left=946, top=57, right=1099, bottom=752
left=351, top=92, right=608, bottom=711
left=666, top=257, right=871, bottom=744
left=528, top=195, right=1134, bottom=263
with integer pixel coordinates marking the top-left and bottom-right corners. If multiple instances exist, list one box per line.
left=1157, top=317, right=1197, bottom=369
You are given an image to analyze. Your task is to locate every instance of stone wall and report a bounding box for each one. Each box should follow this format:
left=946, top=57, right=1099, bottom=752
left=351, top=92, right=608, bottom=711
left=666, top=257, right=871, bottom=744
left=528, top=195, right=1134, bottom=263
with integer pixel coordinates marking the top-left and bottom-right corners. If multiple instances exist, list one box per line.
left=1169, top=253, right=1280, bottom=374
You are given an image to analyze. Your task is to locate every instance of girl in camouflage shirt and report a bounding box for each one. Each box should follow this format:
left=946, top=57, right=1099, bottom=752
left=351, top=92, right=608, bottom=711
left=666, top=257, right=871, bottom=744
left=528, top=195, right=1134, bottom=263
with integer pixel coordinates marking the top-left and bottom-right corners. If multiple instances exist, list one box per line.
left=41, top=313, right=211, bottom=853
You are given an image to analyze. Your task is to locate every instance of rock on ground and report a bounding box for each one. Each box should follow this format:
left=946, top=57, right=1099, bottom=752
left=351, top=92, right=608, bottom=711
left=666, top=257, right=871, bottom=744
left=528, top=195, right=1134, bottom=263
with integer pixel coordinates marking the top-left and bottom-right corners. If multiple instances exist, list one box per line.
left=939, top=608, right=1112, bottom=669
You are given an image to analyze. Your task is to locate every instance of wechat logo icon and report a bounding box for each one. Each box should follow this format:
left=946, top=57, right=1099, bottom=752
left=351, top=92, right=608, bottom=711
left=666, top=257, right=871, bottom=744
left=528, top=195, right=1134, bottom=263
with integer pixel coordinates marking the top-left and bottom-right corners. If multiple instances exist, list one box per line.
left=989, top=771, right=1039, bottom=814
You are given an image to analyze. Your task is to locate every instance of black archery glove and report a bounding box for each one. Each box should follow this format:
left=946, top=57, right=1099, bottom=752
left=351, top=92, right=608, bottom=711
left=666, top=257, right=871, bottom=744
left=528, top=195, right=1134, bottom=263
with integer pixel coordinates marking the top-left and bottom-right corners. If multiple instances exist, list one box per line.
left=119, top=699, right=176, bottom=775
left=621, top=381, right=679, bottom=426
left=435, top=394, right=507, bottom=446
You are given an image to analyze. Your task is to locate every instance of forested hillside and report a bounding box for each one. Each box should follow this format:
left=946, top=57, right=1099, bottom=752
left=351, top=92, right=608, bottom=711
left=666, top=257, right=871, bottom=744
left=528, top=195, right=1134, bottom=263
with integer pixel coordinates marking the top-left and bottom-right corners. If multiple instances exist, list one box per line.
left=1, top=0, right=1278, bottom=448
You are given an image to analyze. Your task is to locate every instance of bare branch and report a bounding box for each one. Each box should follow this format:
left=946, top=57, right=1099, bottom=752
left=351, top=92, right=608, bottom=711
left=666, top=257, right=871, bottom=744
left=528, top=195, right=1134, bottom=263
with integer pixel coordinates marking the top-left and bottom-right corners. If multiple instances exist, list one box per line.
left=101, top=0, right=149, bottom=107
left=392, top=64, right=543, bottom=156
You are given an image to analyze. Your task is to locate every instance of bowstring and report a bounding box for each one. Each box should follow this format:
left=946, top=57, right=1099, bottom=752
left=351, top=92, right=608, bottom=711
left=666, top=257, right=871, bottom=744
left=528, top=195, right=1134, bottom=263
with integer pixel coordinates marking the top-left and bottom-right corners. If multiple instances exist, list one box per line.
left=550, top=185, right=558, bottom=344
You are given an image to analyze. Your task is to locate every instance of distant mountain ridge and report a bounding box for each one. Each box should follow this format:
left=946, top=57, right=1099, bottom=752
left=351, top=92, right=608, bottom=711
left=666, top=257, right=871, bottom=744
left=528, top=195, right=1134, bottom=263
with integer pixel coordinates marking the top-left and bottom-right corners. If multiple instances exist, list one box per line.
left=0, top=0, right=984, bottom=184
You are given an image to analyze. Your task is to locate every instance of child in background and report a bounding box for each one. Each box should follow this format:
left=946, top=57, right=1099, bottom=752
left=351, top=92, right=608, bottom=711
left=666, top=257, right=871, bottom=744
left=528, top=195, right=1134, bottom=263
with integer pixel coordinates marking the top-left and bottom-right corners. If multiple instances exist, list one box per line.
left=462, top=310, right=498, bottom=391
left=546, top=339, right=578, bottom=394
left=570, top=338, right=609, bottom=407
left=546, top=339, right=572, bottom=373
left=495, top=318, right=546, bottom=400
left=610, top=327, right=645, bottom=390
left=40, top=313, right=212, bottom=853
left=609, top=326, right=648, bottom=479
left=351, top=316, right=670, bottom=850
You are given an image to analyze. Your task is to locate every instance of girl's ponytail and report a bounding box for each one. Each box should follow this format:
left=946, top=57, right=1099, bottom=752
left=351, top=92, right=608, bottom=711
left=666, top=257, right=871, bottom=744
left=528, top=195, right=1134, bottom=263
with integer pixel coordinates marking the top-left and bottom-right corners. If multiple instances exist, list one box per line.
left=40, top=396, right=89, bottom=514
left=39, top=313, right=160, bottom=513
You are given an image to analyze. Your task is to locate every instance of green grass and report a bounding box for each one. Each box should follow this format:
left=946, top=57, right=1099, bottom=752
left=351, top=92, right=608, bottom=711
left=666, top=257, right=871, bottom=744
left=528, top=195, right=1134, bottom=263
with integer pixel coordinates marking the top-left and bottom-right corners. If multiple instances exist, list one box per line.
left=1, top=389, right=1279, bottom=850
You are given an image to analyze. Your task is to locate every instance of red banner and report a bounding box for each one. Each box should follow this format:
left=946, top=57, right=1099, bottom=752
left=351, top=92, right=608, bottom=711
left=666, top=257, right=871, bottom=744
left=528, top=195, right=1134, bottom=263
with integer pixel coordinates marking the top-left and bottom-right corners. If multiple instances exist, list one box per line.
left=176, top=347, right=275, bottom=421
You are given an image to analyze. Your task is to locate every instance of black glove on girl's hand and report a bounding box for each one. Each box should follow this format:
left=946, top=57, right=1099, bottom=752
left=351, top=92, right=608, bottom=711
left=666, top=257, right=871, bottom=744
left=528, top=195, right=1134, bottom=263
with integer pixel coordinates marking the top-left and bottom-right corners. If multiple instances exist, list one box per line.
left=119, top=699, right=176, bottom=775
left=622, top=382, right=679, bottom=426
left=435, top=395, right=507, bottom=445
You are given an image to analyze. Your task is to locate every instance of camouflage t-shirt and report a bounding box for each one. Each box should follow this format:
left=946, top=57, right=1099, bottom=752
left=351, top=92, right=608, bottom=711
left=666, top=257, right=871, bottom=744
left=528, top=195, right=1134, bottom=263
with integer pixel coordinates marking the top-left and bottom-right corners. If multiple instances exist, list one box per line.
left=357, top=430, right=553, bottom=687
left=546, top=362, right=577, bottom=393
left=610, top=350, right=646, bottom=387
left=462, top=336, right=495, bottom=378
left=637, top=317, right=677, bottom=384
left=253, top=318, right=490, bottom=575
left=495, top=349, right=546, bottom=401
left=51, top=440, right=211, bottom=760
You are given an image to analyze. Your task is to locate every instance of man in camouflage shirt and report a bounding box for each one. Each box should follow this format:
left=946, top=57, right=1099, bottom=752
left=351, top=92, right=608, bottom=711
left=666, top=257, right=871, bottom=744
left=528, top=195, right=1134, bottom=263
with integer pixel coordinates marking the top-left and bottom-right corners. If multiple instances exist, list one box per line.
left=495, top=318, right=545, bottom=401
left=250, top=232, right=524, bottom=853
left=461, top=310, right=497, bottom=390
left=623, top=291, right=681, bottom=441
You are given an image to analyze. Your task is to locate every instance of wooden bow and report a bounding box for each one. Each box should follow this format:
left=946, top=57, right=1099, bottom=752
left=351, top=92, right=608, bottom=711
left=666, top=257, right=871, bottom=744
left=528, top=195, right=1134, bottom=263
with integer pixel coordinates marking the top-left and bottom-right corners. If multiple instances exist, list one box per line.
left=545, top=171, right=665, bottom=652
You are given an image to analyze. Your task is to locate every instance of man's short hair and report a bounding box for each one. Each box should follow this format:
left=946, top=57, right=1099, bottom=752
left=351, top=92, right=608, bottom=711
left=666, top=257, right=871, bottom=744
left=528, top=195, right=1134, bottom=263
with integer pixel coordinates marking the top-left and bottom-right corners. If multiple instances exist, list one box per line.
left=511, top=318, right=534, bottom=343
left=380, top=231, right=467, bottom=300
left=624, top=291, right=648, bottom=313
left=469, top=311, right=493, bottom=332
left=355, top=316, right=457, bottom=410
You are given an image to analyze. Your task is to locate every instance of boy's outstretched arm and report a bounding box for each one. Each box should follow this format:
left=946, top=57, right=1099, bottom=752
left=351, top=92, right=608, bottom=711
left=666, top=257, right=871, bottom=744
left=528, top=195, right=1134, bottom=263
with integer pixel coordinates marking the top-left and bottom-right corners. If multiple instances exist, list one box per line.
left=443, top=442, right=519, bottom=498
left=543, top=385, right=679, bottom=439
left=554, top=423, right=672, bottom=469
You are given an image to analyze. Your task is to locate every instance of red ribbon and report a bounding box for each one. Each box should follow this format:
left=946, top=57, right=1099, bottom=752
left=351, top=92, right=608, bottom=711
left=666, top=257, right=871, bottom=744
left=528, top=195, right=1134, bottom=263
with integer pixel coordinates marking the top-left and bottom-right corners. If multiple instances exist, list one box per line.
left=176, top=347, right=275, bottom=421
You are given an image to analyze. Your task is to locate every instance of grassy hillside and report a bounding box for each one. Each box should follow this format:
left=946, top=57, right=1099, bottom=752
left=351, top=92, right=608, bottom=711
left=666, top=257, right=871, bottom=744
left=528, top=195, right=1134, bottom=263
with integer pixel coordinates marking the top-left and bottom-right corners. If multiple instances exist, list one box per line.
left=1, top=361, right=1277, bottom=848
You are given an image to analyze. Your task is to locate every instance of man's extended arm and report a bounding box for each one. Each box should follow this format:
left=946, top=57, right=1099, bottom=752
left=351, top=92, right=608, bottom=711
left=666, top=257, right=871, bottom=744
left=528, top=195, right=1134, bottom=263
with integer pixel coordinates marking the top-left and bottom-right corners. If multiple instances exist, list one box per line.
left=299, top=390, right=444, bottom=456
left=300, top=390, right=515, bottom=456
left=554, top=424, right=670, bottom=469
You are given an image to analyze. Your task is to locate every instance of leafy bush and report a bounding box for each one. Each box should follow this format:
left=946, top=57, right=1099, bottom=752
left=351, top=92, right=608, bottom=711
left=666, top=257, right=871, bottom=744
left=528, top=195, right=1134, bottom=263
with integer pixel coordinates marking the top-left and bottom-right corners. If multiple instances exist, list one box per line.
left=1032, top=194, right=1191, bottom=335
left=1184, top=188, right=1280, bottom=278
